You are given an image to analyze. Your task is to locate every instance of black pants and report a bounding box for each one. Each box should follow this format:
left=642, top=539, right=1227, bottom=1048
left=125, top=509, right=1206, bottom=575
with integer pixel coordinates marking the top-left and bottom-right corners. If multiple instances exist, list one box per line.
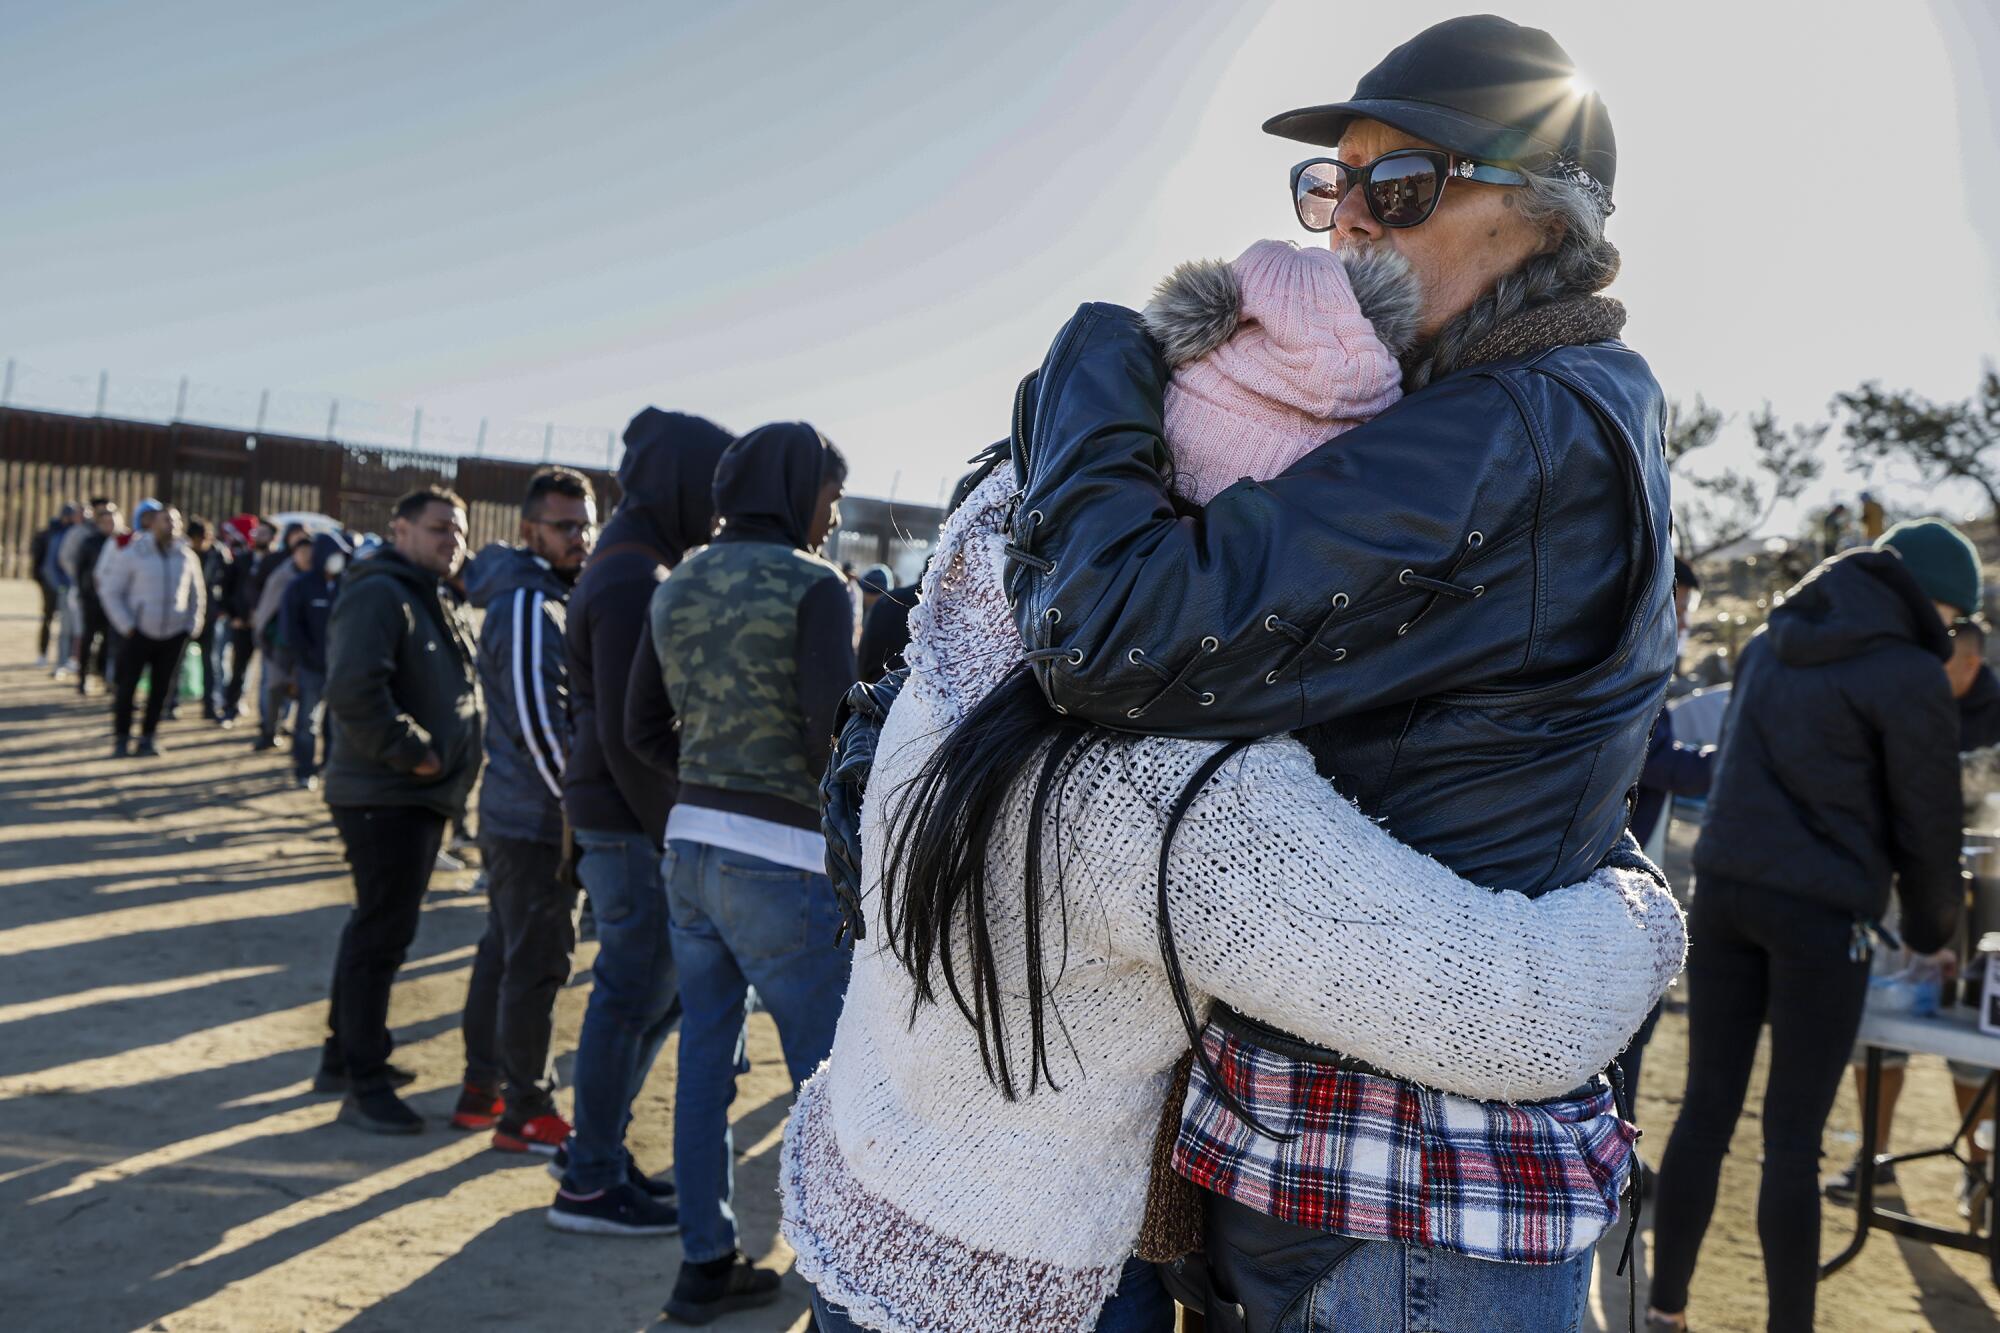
left=222, top=623, right=256, bottom=717
left=193, top=616, right=222, bottom=715
left=1649, top=876, right=1871, bottom=1332
left=77, top=596, right=114, bottom=689
left=326, top=805, right=448, bottom=1092
left=112, top=631, right=189, bottom=741
left=36, top=578, right=58, bottom=657
left=462, top=834, right=580, bottom=1120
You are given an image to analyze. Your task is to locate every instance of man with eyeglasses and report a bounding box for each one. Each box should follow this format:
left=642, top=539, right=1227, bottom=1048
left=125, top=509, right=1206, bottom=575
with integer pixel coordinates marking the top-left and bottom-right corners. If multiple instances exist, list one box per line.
left=452, top=467, right=598, bottom=1156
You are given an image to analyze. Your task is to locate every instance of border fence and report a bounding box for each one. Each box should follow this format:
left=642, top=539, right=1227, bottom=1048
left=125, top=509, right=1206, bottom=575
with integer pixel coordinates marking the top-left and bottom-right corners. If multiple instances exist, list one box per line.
left=0, top=405, right=944, bottom=583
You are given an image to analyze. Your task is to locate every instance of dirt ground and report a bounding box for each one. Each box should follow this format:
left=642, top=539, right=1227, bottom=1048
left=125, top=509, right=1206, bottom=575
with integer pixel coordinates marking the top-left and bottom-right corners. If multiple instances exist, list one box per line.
left=0, top=575, right=1995, bottom=1332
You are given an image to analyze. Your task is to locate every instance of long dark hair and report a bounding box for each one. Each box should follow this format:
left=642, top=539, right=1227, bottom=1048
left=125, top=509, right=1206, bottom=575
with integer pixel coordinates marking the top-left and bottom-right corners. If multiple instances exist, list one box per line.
left=880, top=664, right=1287, bottom=1136
left=881, top=667, right=1095, bottom=1098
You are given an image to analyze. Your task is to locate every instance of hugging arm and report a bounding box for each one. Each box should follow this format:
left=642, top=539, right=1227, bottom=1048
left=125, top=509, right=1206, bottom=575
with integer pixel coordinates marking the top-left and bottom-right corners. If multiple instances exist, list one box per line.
left=1092, top=735, right=1686, bottom=1103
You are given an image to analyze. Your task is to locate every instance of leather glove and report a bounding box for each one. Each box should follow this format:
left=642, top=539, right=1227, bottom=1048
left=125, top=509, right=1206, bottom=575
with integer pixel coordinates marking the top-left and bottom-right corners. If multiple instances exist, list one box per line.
left=820, top=668, right=909, bottom=945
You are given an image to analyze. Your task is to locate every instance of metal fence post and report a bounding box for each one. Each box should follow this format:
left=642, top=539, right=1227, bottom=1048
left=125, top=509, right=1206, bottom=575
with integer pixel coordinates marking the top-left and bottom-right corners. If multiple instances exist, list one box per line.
left=412, top=407, right=423, bottom=451
left=605, top=429, right=615, bottom=469
left=326, top=399, right=339, bottom=441
left=542, top=423, right=553, bottom=463
left=94, top=371, right=108, bottom=417
left=173, top=375, right=189, bottom=422
left=474, top=418, right=487, bottom=458
left=255, top=389, right=269, bottom=433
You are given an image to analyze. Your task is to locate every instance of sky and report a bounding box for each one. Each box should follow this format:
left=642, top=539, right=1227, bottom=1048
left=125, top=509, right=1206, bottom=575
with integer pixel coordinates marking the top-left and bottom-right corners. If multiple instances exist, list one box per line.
left=4, top=0, right=1999, bottom=519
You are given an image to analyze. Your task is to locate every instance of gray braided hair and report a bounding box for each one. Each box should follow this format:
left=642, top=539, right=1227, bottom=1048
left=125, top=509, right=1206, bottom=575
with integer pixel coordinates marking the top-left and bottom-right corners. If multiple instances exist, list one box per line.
left=1401, top=170, right=1620, bottom=391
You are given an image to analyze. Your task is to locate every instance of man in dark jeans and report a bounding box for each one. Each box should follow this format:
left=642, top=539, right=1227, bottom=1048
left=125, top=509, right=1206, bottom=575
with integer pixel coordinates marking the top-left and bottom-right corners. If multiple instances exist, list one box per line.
left=552, top=408, right=732, bottom=1237
left=30, top=504, right=78, bottom=667
left=73, top=502, right=124, bottom=696
left=318, top=487, right=480, bottom=1134
left=186, top=518, right=230, bottom=721
left=219, top=516, right=274, bottom=726
left=1648, top=520, right=1971, bottom=1333
left=638, top=422, right=854, bottom=1323
left=454, top=468, right=596, bottom=1156
left=278, top=533, right=350, bottom=790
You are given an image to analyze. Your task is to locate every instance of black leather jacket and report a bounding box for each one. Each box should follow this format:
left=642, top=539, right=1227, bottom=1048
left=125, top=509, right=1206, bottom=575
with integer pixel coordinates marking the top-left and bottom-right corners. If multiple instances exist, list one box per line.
left=1004, top=302, right=1676, bottom=897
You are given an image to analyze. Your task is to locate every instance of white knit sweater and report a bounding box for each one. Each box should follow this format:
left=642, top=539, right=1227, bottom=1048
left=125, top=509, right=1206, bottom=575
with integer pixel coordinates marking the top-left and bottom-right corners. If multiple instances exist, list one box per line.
left=780, top=475, right=1686, bottom=1333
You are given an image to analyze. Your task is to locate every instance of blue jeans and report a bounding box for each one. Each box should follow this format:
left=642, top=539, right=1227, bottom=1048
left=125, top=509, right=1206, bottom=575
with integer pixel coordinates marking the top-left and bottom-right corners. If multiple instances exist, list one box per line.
left=1206, top=1194, right=1593, bottom=1332
left=811, top=1257, right=1171, bottom=1332
left=292, top=667, right=326, bottom=778
left=564, top=827, right=681, bottom=1193
left=664, top=838, right=851, bottom=1263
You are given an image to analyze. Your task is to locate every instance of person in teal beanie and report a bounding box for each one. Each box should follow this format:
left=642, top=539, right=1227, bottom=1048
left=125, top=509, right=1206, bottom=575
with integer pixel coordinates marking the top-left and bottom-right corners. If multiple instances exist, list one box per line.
left=1877, top=517, right=1984, bottom=621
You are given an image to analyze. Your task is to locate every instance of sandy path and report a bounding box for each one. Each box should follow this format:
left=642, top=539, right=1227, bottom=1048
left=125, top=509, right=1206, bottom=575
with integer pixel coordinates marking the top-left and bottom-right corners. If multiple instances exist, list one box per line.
left=0, top=578, right=1995, bottom=1332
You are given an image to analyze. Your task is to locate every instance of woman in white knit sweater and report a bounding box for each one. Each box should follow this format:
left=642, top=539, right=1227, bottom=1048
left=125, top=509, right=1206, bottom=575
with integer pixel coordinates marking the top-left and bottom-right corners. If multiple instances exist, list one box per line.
left=781, top=249, right=1685, bottom=1333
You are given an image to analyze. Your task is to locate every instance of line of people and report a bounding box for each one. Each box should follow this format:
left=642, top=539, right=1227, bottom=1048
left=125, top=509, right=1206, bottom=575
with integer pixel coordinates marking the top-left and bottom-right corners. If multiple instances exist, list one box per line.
left=33, top=497, right=359, bottom=784
left=25, top=411, right=888, bottom=1324
left=278, top=412, right=868, bottom=1325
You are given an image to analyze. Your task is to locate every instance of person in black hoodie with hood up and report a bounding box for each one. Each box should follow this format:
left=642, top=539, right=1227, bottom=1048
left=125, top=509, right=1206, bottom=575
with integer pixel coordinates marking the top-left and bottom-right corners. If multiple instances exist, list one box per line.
left=549, top=408, right=733, bottom=1238
left=1649, top=519, right=1975, bottom=1333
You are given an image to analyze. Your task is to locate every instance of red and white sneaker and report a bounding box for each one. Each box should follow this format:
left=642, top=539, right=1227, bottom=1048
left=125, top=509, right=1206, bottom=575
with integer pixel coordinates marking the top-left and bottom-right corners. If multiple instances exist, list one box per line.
left=493, top=1112, right=571, bottom=1156
left=449, top=1084, right=504, bottom=1131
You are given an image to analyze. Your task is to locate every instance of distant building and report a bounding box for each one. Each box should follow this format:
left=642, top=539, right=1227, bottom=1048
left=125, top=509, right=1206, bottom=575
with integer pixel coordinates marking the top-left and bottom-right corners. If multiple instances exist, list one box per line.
left=828, top=494, right=944, bottom=584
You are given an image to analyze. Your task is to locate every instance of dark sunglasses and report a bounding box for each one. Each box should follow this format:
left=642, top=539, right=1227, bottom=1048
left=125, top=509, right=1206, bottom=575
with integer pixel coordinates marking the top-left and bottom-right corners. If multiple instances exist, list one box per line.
left=1291, top=149, right=1527, bottom=232
left=529, top=517, right=596, bottom=540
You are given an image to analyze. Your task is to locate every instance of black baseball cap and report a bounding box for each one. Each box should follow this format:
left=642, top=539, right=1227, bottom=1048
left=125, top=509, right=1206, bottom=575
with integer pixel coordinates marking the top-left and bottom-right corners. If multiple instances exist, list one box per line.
left=1264, top=14, right=1616, bottom=200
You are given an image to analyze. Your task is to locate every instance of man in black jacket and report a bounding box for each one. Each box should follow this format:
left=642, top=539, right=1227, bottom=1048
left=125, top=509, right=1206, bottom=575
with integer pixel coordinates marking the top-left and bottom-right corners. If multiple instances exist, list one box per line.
left=316, top=487, right=479, bottom=1135
left=73, top=501, right=124, bottom=696
left=1651, top=520, right=1973, bottom=1328
left=30, top=505, right=78, bottom=666
left=1823, top=613, right=2000, bottom=1212
left=551, top=408, right=731, bottom=1236
left=1953, top=619, right=2000, bottom=752
left=218, top=515, right=273, bottom=726
left=186, top=519, right=231, bottom=722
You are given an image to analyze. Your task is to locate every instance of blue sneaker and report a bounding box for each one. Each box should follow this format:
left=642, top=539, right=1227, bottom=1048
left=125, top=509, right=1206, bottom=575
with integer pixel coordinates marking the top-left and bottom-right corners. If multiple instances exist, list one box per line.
left=545, top=1181, right=679, bottom=1236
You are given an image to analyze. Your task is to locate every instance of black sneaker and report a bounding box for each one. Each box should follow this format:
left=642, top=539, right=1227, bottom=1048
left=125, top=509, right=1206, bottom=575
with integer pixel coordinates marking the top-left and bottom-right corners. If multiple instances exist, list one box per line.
left=542, top=1144, right=677, bottom=1201
left=313, top=1061, right=418, bottom=1094
left=545, top=1181, right=680, bottom=1237
left=663, top=1253, right=781, bottom=1324
left=135, top=737, right=160, bottom=757
left=112, top=736, right=130, bottom=758
left=337, top=1089, right=424, bottom=1135
left=1824, top=1155, right=1896, bottom=1204
left=251, top=734, right=278, bottom=752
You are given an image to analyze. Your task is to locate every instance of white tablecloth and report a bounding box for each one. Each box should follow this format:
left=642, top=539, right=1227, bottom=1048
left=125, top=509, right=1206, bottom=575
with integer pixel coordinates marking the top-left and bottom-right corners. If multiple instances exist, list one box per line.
left=1856, top=1004, right=2000, bottom=1070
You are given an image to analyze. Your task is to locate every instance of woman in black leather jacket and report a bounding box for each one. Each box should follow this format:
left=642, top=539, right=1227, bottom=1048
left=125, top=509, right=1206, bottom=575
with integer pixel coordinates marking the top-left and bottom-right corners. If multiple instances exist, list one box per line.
left=989, top=16, right=1675, bottom=1332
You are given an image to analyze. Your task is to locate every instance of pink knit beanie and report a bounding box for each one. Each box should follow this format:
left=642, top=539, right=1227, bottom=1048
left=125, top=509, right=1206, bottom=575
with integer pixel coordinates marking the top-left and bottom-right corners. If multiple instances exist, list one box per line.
left=1143, top=240, right=1412, bottom=506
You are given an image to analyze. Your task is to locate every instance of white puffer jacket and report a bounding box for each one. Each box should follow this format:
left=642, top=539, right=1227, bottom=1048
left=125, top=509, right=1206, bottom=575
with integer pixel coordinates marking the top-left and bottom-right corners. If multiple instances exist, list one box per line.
left=98, top=537, right=204, bottom=641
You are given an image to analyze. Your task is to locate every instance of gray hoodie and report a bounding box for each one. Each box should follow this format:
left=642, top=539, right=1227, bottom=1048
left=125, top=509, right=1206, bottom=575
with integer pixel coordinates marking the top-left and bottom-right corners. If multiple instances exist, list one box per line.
left=98, top=535, right=204, bottom=640
left=465, top=542, right=575, bottom=845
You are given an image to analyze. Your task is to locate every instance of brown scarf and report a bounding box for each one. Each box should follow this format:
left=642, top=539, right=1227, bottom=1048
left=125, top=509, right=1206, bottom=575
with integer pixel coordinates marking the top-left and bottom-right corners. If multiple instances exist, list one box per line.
left=1456, top=293, right=1627, bottom=371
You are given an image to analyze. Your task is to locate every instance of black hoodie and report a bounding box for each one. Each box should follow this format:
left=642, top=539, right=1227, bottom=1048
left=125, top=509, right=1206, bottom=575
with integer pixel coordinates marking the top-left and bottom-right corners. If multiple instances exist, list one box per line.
left=1694, top=549, right=1962, bottom=950
left=563, top=408, right=734, bottom=843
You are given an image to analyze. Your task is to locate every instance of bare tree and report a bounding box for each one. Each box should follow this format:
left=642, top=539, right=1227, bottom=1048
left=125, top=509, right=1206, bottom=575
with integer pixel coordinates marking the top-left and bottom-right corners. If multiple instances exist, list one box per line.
left=1667, top=396, right=1827, bottom=560
left=1838, top=368, right=2000, bottom=528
